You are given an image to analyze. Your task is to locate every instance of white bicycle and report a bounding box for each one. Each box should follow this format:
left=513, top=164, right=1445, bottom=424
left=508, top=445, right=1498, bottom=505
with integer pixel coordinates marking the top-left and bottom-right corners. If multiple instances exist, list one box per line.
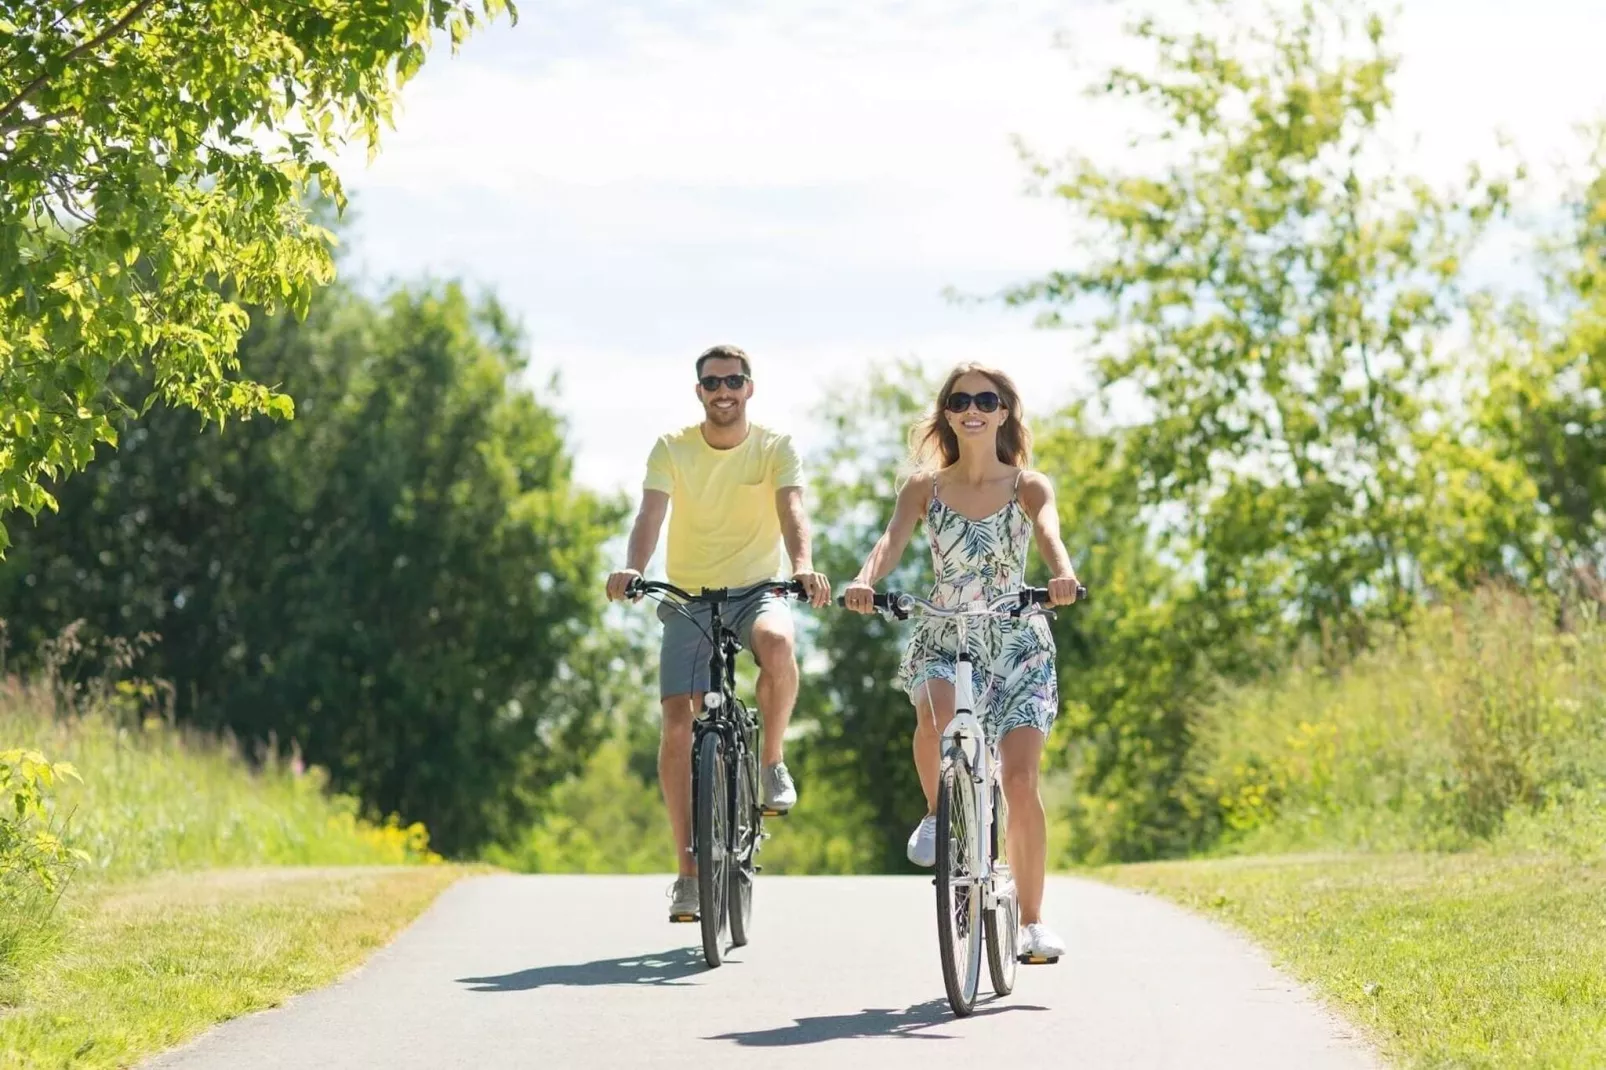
left=845, top=584, right=1083, bottom=1017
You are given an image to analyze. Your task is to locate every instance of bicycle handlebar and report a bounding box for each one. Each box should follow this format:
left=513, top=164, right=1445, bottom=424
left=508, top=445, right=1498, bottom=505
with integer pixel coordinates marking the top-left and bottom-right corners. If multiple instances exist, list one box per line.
left=834, top=585, right=1087, bottom=620
left=625, top=577, right=807, bottom=605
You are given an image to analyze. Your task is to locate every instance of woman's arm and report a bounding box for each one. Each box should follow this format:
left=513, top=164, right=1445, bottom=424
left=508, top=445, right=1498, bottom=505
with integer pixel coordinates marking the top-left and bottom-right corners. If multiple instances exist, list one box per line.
left=842, top=472, right=933, bottom=612
left=1019, top=471, right=1080, bottom=605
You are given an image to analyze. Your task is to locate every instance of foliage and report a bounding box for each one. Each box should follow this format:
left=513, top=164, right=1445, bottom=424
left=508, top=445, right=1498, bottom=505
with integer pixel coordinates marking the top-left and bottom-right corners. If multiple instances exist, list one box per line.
left=1191, top=588, right=1606, bottom=856
left=1031, top=412, right=1230, bottom=861
left=1478, top=127, right=1606, bottom=580
left=794, top=363, right=939, bottom=872
left=2, top=673, right=441, bottom=876
left=1006, top=0, right=1535, bottom=649
left=0, top=0, right=513, bottom=546
left=0, top=747, right=87, bottom=895
left=0, top=279, right=617, bottom=854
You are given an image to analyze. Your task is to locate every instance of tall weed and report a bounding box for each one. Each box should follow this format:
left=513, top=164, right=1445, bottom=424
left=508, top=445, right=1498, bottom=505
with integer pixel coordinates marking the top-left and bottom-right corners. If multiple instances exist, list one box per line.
left=1192, top=589, right=1606, bottom=855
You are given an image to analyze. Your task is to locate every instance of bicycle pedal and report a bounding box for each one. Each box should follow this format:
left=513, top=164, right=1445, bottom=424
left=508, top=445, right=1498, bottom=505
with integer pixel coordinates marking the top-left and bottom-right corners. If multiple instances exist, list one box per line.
left=1017, top=954, right=1059, bottom=965
left=670, top=913, right=699, bottom=923
left=760, top=808, right=788, bottom=818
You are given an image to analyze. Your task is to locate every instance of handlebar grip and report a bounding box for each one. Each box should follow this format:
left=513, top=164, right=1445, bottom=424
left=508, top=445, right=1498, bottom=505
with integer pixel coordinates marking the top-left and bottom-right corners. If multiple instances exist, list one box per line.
left=835, top=593, right=895, bottom=609
left=835, top=591, right=907, bottom=617
left=1020, top=585, right=1089, bottom=607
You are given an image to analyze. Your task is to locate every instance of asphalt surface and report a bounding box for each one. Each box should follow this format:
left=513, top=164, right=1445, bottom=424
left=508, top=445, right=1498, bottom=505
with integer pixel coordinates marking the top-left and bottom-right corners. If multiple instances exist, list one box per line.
left=146, top=873, right=1381, bottom=1069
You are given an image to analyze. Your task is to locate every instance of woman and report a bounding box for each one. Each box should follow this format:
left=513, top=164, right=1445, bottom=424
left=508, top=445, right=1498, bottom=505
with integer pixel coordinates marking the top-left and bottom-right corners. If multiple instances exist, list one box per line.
left=842, top=363, right=1080, bottom=961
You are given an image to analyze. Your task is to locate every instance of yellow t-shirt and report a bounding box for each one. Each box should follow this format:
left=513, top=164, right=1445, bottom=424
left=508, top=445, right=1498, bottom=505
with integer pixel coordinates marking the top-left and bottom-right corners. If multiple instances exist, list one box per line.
left=644, top=423, right=803, bottom=591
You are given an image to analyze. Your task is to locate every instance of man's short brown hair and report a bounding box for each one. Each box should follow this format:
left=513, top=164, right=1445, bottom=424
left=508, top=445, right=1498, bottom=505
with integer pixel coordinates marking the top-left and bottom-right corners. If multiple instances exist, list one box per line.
left=695, top=345, right=752, bottom=379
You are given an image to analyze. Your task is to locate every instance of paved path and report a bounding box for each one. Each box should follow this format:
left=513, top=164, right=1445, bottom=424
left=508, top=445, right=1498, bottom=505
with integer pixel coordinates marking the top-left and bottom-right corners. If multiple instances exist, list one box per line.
left=147, top=874, right=1380, bottom=1069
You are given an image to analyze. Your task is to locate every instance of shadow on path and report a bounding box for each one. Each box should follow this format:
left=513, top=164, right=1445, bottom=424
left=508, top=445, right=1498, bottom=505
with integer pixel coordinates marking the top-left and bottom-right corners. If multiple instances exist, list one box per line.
left=707, top=999, right=1048, bottom=1046
left=457, top=948, right=707, bottom=992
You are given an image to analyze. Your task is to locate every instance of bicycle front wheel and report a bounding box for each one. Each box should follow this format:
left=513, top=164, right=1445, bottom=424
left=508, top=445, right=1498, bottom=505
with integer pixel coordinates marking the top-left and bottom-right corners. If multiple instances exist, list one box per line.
left=936, top=759, right=984, bottom=1016
left=695, top=732, right=730, bottom=968
left=728, top=742, right=758, bottom=948
left=985, top=780, right=1019, bottom=995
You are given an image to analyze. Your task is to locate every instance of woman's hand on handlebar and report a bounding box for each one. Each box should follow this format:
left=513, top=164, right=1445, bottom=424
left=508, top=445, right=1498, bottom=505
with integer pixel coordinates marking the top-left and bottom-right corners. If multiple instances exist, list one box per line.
left=1047, top=575, right=1081, bottom=606
left=605, top=569, right=643, bottom=602
left=841, top=579, right=877, bottom=614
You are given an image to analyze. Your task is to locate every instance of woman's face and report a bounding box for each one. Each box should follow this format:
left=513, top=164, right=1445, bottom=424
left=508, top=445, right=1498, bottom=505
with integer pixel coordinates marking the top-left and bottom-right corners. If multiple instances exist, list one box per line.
left=943, top=370, right=1008, bottom=447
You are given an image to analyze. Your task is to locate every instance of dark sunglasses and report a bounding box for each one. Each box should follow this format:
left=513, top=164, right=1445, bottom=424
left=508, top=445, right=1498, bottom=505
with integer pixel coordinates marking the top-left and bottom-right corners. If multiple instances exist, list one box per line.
left=945, top=390, right=1003, bottom=414
left=699, top=373, right=750, bottom=392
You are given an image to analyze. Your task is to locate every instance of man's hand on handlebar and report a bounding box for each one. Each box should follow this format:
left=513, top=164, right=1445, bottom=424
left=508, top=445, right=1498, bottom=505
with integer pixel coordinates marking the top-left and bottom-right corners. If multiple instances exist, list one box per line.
left=793, top=570, right=832, bottom=609
left=606, top=569, right=643, bottom=602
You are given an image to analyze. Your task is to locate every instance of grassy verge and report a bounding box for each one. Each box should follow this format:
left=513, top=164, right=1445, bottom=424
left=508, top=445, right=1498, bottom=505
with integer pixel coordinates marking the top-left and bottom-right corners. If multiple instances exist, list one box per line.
left=0, top=865, right=464, bottom=1070
left=0, top=681, right=458, bottom=1068
left=1105, top=851, right=1606, bottom=1069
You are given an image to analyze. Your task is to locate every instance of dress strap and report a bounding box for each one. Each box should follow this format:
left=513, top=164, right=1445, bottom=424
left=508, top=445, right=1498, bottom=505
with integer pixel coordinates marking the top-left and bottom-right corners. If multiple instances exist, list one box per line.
left=1012, top=469, right=1024, bottom=497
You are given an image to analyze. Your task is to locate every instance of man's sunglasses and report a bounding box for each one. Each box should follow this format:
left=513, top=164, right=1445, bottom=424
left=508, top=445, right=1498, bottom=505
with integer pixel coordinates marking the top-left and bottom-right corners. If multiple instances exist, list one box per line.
left=945, top=391, right=1003, bottom=414
left=699, top=373, right=750, bottom=392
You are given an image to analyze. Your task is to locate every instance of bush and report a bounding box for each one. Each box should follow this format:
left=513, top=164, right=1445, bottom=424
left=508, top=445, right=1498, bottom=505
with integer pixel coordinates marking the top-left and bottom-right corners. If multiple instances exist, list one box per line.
left=0, top=744, right=88, bottom=1003
left=1190, top=588, right=1606, bottom=855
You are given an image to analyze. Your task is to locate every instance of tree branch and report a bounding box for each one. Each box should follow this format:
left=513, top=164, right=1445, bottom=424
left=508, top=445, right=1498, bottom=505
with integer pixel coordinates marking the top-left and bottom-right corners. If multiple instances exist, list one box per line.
left=50, top=0, right=100, bottom=34
left=0, top=109, right=77, bottom=136
left=0, top=0, right=164, bottom=128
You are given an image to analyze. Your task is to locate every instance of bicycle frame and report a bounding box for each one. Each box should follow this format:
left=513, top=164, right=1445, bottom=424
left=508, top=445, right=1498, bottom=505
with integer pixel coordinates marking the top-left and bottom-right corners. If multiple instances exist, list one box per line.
left=629, top=578, right=803, bottom=859
left=942, top=610, right=1008, bottom=913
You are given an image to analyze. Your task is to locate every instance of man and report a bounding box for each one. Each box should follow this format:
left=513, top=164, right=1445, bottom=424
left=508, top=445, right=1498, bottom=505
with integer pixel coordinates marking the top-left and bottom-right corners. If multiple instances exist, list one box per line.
left=606, top=345, right=830, bottom=922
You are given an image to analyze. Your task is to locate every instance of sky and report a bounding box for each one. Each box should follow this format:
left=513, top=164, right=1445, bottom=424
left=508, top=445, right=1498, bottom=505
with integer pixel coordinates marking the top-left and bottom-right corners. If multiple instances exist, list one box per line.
left=334, top=0, right=1606, bottom=493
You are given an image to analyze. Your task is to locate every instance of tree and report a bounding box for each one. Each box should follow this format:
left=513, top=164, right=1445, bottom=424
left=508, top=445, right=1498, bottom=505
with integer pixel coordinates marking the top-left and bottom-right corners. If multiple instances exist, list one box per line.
left=0, top=280, right=617, bottom=854
left=1005, top=0, right=1530, bottom=649
left=795, top=363, right=937, bottom=872
left=1478, top=129, right=1606, bottom=586
left=0, top=0, right=513, bottom=546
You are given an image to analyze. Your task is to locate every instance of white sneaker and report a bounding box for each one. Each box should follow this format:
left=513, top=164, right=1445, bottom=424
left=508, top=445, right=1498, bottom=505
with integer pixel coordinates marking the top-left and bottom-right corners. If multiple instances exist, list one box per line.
left=906, top=814, right=937, bottom=867
left=667, top=877, right=698, bottom=922
left=1020, top=922, right=1065, bottom=960
left=762, top=762, right=798, bottom=812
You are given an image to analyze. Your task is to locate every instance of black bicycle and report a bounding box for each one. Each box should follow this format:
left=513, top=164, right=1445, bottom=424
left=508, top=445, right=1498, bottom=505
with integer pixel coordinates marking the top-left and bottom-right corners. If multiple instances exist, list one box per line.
left=625, top=576, right=807, bottom=968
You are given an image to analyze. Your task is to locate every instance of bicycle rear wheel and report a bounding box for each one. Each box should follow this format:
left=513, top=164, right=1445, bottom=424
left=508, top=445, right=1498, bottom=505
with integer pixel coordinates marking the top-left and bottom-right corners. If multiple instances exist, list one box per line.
left=695, top=732, right=730, bottom=968
left=728, top=741, right=758, bottom=948
left=936, top=759, right=984, bottom=1016
left=985, top=781, right=1019, bottom=995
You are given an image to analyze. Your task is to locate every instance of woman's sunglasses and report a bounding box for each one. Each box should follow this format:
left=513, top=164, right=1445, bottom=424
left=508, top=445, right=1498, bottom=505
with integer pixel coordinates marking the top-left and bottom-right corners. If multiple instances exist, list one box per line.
left=699, top=373, right=750, bottom=392
left=945, top=390, right=1003, bottom=414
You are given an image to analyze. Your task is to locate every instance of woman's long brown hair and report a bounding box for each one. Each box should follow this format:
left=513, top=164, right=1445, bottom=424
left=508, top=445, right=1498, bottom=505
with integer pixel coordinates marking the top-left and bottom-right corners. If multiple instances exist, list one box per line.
left=908, top=363, right=1033, bottom=471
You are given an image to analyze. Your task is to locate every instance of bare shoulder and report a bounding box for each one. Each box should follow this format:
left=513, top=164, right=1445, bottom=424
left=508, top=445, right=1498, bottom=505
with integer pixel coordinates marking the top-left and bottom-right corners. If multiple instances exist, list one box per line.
left=898, top=469, right=937, bottom=508
left=1017, top=469, right=1056, bottom=510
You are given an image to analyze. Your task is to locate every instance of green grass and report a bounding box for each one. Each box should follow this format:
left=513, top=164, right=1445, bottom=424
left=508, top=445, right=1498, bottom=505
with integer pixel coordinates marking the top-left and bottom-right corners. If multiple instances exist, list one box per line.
left=1192, top=589, right=1606, bottom=857
left=0, top=680, right=456, bottom=1068
left=1, top=683, right=438, bottom=881
left=1106, top=851, right=1606, bottom=1069
left=0, top=865, right=464, bottom=1070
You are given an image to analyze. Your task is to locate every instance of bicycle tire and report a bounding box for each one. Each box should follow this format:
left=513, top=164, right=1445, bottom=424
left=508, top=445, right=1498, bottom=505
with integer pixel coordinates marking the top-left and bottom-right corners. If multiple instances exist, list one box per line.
left=936, top=760, right=984, bottom=1016
left=696, top=732, right=730, bottom=968
left=985, top=780, right=1018, bottom=995
left=728, top=742, right=757, bottom=948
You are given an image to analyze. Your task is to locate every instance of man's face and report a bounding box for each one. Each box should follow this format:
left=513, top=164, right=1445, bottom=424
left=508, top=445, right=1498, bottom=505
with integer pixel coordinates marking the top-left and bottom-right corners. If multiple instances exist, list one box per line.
left=696, top=357, right=753, bottom=427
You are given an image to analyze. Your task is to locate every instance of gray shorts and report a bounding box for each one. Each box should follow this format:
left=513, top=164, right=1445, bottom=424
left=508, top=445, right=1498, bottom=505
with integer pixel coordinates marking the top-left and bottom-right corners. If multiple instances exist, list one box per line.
left=656, top=593, right=792, bottom=700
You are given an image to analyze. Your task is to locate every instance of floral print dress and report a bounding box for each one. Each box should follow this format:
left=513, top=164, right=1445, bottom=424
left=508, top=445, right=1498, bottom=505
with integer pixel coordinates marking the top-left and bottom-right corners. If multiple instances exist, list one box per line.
left=896, top=472, right=1059, bottom=741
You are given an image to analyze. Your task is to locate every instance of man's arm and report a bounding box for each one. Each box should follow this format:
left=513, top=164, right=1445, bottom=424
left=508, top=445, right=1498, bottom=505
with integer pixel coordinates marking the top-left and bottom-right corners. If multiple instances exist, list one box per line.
left=776, top=487, right=830, bottom=607
left=607, top=490, right=669, bottom=601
